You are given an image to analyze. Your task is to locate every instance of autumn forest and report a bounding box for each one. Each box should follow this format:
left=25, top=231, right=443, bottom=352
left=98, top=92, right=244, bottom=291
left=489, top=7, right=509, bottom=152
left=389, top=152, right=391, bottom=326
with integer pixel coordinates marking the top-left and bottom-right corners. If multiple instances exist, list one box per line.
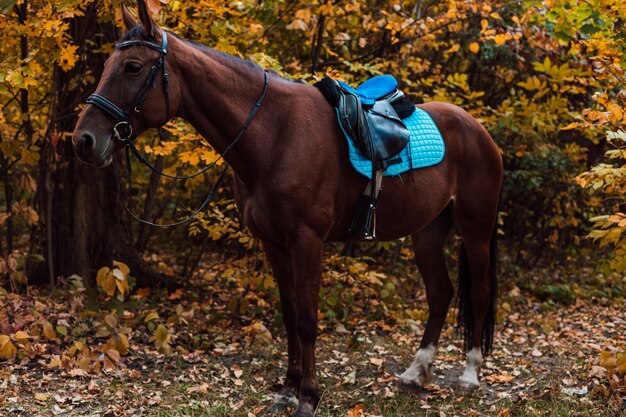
left=0, top=0, right=625, bottom=416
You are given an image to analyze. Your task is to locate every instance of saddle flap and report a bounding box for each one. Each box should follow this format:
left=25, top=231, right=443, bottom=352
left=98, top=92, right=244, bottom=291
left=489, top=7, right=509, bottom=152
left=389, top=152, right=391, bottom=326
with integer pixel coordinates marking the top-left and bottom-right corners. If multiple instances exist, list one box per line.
left=361, top=100, right=409, bottom=161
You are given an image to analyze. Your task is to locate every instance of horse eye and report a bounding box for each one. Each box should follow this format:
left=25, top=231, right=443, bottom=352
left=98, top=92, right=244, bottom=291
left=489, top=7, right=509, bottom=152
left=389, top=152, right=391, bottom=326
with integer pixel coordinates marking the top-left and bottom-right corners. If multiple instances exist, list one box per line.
left=124, top=61, right=142, bottom=74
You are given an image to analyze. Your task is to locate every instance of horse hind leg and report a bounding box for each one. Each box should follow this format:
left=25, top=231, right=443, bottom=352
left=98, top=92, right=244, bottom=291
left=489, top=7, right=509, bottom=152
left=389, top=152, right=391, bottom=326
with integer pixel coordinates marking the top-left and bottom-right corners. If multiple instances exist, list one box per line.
left=455, top=202, right=498, bottom=390
left=398, top=205, right=454, bottom=389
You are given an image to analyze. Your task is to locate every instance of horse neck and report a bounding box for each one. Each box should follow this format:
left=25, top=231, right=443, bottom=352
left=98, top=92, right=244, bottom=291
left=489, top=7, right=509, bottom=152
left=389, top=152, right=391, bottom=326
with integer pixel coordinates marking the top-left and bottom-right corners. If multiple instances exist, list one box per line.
left=171, top=37, right=277, bottom=183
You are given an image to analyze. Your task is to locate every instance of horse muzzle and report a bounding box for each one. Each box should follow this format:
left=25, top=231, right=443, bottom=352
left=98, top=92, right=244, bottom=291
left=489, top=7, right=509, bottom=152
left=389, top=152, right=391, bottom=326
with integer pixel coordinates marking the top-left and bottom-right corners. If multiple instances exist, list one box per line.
left=72, top=130, right=114, bottom=167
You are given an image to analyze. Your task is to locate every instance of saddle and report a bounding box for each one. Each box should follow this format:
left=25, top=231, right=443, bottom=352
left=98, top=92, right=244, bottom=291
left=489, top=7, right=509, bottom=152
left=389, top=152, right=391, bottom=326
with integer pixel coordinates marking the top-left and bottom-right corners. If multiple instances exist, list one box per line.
left=316, top=75, right=412, bottom=165
left=315, top=75, right=414, bottom=240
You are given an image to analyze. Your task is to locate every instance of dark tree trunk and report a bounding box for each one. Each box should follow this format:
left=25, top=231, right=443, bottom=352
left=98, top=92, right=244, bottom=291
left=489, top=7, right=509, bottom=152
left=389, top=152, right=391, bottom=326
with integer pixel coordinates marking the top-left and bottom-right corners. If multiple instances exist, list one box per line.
left=32, top=2, right=165, bottom=286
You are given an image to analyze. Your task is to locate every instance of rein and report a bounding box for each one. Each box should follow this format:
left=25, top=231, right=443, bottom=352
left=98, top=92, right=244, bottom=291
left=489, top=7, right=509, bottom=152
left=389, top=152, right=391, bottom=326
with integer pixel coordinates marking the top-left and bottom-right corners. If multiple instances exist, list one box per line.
left=86, top=30, right=270, bottom=227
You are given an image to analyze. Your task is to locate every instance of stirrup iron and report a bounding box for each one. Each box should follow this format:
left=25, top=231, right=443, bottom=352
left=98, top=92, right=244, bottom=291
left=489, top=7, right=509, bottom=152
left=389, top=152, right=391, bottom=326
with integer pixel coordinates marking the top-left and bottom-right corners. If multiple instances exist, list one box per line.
left=363, top=169, right=383, bottom=240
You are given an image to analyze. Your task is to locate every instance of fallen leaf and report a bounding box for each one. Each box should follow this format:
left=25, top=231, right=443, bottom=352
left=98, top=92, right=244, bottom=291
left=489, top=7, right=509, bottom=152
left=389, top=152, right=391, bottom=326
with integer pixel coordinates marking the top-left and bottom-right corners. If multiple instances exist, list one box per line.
left=35, top=393, right=48, bottom=402
left=346, top=403, right=365, bottom=417
left=0, top=335, right=17, bottom=359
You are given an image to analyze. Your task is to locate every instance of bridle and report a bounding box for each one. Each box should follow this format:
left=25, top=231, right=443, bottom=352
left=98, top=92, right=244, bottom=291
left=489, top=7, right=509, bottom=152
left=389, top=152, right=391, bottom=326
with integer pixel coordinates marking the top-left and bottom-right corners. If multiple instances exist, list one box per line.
left=87, top=31, right=170, bottom=144
left=84, top=29, right=270, bottom=227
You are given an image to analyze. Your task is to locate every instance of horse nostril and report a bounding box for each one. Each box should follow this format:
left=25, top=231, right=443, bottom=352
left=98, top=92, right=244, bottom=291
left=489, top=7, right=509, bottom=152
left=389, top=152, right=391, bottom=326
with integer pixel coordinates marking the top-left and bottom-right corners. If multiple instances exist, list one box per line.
left=77, top=133, right=95, bottom=159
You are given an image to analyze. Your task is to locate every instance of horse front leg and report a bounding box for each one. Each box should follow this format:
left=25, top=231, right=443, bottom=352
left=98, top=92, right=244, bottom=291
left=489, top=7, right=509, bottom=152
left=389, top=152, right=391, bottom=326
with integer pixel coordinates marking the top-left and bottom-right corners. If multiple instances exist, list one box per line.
left=288, top=230, right=323, bottom=417
left=262, top=241, right=301, bottom=406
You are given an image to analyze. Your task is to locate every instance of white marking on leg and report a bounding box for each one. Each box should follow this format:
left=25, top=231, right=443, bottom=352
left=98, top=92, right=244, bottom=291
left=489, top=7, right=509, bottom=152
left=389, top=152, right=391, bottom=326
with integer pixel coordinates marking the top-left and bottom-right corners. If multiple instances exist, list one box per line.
left=273, top=392, right=299, bottom=407
left=398, top=344, right=437, bottom=386
left=459, top=347, right=483, bottom=389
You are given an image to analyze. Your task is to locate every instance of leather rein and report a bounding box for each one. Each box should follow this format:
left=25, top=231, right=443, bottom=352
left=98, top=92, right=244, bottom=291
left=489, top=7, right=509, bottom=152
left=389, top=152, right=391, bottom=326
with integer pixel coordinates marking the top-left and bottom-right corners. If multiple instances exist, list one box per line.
left=86, top=30, right=270, bottom=227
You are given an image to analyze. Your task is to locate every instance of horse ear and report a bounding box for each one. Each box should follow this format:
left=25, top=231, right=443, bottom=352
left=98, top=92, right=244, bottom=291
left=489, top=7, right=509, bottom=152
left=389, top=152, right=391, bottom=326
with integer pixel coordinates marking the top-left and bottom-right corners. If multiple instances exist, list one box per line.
left=137, top=0, right=160, bottom=40
left=121, top=3, right=138, bottom=31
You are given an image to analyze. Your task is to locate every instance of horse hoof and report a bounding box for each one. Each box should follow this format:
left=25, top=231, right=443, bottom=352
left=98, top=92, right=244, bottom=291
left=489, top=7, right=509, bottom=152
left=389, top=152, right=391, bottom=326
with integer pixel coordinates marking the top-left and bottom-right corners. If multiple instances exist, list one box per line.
left=395, top=377, right=424, bottom=392
left=291, top=402, right=315, bottom=417
left=396, top=364, right=432, bottom=391
left=458, top=377, right=480, bottom=391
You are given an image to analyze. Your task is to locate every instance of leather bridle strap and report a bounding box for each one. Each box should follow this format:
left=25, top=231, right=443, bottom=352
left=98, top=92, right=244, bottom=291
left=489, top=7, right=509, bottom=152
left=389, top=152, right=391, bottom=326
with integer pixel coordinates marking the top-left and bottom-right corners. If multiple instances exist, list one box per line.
left=113, top=161, right=230, bottom=228
left=86, top=31, right=170, bottom=140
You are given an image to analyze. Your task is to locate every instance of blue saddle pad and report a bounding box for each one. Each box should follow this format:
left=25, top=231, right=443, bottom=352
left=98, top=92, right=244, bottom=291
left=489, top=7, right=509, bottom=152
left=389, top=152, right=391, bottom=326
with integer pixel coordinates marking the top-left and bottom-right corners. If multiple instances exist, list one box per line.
left=338, top=75, right=398, bottom=105
left=342, top=107, right=445, bottom=179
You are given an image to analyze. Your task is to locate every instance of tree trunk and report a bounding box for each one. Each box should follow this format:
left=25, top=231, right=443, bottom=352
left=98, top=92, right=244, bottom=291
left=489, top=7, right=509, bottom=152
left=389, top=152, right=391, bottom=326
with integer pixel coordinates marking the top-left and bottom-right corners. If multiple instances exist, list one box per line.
left=32, top=2, right=165, bottom=286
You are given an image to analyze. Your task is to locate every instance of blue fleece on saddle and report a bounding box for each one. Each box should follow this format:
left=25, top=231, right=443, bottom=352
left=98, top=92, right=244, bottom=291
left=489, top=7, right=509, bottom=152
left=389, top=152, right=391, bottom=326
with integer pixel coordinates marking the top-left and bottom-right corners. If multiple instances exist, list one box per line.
left=342, top=107, right=445, bottom=179
left=338, top=75, right=398, bottom=105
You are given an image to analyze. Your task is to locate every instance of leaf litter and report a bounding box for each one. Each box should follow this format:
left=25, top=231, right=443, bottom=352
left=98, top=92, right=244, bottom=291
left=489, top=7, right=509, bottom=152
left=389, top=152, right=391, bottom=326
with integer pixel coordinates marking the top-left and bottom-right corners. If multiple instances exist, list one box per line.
left=0, top=262, right=624, bottom=416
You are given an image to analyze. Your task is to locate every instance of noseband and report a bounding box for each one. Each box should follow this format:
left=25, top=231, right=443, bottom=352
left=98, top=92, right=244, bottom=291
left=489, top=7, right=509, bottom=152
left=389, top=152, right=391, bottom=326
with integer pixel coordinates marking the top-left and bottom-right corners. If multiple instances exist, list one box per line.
left=86, top=31, right=170, bottom=142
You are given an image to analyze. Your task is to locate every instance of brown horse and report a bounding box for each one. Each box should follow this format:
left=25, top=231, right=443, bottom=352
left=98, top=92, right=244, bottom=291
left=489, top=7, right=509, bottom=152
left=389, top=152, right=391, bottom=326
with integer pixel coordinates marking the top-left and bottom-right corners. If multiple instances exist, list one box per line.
left=72, top=3, right=502, bottom=416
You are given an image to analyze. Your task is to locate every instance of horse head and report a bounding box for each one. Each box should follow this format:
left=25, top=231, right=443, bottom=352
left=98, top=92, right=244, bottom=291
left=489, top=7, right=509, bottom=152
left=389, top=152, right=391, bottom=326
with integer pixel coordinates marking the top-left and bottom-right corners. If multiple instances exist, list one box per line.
left=72, top=1, right=179, bottom=166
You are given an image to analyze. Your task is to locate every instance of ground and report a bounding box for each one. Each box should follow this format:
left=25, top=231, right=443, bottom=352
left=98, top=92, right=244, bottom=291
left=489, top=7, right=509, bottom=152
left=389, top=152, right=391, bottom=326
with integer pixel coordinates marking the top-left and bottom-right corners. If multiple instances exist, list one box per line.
left=1, top=256, right=625, bottom=417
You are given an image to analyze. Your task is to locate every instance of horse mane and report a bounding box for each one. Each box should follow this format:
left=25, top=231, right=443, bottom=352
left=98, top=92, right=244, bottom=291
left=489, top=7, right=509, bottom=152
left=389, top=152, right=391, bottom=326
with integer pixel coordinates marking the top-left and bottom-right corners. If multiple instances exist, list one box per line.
left=119, top=25, right=287, bottom=81
left=181, top=38, right=263, bottom=72
left=118, top=25, right=148, bottom=43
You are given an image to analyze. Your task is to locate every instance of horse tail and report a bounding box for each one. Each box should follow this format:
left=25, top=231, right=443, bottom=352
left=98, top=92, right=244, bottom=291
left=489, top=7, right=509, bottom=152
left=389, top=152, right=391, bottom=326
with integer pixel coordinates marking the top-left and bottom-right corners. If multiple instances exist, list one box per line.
left=456, top=226, right=498, bottom=356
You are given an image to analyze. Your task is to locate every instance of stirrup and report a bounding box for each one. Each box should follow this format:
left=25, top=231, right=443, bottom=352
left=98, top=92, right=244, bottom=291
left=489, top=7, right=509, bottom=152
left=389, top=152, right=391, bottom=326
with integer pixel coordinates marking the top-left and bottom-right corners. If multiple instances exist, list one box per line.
left=363, top=169, right=383, bottom=240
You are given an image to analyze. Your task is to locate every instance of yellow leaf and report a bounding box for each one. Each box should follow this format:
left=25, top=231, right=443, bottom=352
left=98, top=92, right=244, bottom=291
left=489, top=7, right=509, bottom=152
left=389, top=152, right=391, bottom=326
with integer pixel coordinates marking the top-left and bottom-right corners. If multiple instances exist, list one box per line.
left=13, top=330, right=31, bottom=343
left=494, top=34, right=507, bottom=46
left=115, top=334, right=129, bottom=355
left=200, top=148, right=220, bottom=164
left=490, top=12, right=501, bottom=19
left=43, top=323, right=56, bottom=340
left=35, top=393, right=48, bottom=402
left=48, top=357, right=62, bottom=368
left=154, top=325, right=168, bottom=343
left=179, top=151, right=200, bottom=166
left=144, top=311, right=160, bottom=322
left=469, top=42, right=480, bottom=53
left=294, top=8, right=312, bottom=24
left=115, top=276, right=129, bottom=297
left=58, top=44, right=79, bottom=72
left=561, top=122, right=580, bottom=130
left=0, top=335, right=17, bottom=359
left=97, top=267, right=116, bottom=297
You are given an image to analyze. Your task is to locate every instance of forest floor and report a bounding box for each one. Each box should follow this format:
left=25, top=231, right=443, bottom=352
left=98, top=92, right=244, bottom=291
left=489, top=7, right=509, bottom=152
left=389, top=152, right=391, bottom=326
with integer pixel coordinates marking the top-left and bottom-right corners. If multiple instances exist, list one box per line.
left=1, top=254, right=625, bottom=417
